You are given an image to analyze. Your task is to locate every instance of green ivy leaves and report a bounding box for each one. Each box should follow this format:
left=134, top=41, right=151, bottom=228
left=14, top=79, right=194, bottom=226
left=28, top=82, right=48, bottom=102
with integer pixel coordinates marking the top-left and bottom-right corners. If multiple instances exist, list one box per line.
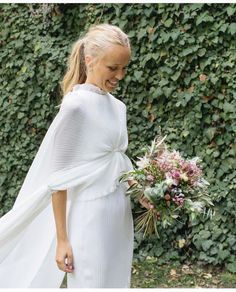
left=1, top=2, right=236, bottom=273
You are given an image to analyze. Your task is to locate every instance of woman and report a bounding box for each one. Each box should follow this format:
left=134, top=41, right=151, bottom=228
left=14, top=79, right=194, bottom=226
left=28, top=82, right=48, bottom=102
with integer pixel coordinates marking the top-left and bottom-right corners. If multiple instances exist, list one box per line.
left=52, top=23, right=134, bottom=288
left=0, top=23, right=152, bottom=288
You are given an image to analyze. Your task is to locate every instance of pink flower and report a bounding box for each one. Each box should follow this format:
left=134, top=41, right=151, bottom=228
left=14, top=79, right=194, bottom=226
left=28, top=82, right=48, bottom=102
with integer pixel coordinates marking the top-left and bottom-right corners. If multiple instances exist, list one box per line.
left=165, top=173, right=179, bottom=186
left=171, top=170, right=180, bottom=179
left=172, top=194, right=185, bottom=207
left=146, top=174, right=155, bottom=182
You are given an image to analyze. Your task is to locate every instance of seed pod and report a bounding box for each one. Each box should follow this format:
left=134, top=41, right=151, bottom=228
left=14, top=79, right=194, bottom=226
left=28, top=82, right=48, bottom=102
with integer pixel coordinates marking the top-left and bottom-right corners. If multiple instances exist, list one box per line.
left=156, top=212, right=161, bottom=219
left=164, top=193, right=171, bottom=201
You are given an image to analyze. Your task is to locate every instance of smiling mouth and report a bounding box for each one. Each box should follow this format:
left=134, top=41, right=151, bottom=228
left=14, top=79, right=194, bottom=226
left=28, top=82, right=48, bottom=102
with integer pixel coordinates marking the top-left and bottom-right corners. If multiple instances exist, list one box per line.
left=108, top=80, right=118, bottom=87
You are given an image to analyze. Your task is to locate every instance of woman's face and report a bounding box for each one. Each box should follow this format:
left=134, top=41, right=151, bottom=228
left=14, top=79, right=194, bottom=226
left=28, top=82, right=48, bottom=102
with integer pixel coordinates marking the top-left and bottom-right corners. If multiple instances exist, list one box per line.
left=85, top=44, right=131, bottom=92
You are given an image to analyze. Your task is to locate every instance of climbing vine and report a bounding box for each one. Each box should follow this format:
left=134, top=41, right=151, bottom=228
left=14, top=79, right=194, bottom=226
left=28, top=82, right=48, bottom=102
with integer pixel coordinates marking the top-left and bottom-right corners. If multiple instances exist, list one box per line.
left=0, top=3, right=235, bottom=272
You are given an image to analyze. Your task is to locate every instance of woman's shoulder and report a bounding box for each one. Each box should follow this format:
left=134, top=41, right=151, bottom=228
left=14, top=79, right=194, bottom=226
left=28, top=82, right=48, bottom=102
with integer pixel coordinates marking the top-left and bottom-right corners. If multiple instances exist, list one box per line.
left=55, top=92, right=87, bottom=120
left=61, top=90, right=88, bottom=110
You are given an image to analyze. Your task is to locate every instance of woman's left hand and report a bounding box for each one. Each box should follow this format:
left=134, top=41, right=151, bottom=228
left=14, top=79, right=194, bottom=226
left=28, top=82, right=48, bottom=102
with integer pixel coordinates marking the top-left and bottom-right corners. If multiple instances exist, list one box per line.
left=139, top=196, right=154, bottom=210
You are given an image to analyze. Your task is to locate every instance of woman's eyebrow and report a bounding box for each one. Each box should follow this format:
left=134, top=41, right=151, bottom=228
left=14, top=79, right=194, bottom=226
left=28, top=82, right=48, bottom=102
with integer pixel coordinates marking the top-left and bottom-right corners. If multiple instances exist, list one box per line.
left=109, top=63, right=129, bottom=66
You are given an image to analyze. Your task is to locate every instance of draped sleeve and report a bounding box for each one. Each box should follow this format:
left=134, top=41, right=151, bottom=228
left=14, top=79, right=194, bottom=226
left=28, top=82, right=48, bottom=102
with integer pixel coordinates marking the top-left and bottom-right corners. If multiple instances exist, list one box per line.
left=0, top=91, right=83, bottom=257
left=0, top=89, right=133, bottom=258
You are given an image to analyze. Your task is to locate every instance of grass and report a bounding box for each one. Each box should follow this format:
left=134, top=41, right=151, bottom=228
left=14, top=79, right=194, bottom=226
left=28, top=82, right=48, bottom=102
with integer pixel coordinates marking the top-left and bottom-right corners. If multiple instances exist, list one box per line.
left=60, top=258, right=236, bottom=288
left=131, top=257, right=236, bottom=288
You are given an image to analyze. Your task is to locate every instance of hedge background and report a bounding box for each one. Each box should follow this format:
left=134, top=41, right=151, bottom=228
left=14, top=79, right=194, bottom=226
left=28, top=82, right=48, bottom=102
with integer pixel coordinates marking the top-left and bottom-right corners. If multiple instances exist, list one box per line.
left=0, top=3, right=236, bottom=272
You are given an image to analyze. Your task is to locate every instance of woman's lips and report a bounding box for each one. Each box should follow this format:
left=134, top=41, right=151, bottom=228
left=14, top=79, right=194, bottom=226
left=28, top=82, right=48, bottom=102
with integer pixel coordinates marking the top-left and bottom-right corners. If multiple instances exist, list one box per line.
left=108, top=80, right=118, bottom=87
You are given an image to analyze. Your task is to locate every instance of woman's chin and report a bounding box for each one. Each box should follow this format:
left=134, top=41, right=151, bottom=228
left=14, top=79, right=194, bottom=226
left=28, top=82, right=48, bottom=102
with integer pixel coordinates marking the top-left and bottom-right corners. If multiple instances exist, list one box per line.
left=105, top=81, right=117, bottom=91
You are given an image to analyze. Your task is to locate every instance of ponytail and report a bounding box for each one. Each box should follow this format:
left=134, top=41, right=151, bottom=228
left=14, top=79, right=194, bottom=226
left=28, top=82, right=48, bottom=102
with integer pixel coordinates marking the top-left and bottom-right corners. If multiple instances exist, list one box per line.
left=60, top=38, right=87, bottom=96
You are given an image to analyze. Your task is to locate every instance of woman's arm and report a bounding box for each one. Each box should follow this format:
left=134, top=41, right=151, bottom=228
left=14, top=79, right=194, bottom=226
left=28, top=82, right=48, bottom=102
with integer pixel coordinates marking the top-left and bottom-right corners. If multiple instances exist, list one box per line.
left=52, top=190, right=74, bottom=273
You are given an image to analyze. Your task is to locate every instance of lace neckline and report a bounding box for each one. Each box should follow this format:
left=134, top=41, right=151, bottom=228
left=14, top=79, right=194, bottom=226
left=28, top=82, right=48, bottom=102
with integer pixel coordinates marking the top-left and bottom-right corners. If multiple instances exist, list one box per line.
left=72, top=83, right=108, bottom=95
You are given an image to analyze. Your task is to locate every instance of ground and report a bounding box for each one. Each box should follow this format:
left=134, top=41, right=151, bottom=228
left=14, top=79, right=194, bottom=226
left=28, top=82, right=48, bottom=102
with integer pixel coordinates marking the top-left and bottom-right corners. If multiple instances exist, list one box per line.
left=131, top=257, right=236, bottom=288
left=60, top=258, right=236, bottom=288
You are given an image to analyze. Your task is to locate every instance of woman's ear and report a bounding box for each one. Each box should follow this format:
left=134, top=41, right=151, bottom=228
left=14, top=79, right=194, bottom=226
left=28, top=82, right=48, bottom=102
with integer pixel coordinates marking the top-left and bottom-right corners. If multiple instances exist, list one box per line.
left=84, top=54, right=92, bottom=67
left=85, top=55, right=94, bottom=73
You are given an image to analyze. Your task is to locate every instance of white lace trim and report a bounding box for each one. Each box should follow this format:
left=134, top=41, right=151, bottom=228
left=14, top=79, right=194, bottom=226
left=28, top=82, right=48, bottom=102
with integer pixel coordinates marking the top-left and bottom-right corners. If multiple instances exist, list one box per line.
left=73, top=83, right=108, bottom=95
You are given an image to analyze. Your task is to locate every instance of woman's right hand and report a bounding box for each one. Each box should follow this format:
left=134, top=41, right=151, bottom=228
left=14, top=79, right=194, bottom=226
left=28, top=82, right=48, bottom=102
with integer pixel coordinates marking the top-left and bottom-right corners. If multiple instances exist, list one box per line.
left=55, top=240, right=74, bottom=273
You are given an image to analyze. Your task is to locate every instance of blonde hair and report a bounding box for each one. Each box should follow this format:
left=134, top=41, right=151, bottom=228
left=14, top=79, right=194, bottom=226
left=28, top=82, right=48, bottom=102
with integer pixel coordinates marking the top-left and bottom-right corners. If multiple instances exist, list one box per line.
left=60, top=23, right=131, bottom=97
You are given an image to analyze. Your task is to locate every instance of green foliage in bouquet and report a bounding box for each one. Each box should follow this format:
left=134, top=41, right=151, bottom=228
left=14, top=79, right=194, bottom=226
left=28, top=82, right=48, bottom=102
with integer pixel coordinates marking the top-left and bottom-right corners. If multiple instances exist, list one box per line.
left=120, top=136, right=215, bottom=238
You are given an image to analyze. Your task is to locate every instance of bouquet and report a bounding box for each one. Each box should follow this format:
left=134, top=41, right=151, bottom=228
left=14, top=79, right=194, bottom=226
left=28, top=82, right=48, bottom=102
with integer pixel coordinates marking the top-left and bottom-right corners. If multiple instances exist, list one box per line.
left=119, top=136, right=214, bottom=238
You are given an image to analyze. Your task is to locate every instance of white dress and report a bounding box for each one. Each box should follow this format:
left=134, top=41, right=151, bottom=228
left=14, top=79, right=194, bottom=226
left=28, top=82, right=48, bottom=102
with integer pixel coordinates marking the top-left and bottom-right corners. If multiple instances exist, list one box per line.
left=0, top=83, right=134, bottom=288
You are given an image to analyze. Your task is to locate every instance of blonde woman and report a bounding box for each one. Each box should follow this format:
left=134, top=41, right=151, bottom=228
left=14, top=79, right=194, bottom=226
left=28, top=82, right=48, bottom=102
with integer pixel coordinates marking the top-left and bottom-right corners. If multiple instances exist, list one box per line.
left=0, top=23, right=150, bottom=288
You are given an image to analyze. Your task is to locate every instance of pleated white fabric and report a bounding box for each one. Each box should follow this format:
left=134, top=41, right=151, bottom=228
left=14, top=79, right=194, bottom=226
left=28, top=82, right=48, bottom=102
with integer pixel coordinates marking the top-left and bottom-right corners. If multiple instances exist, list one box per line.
left=67, top=184, right=134, bottom=288
left=0, top=83, right=134, bottom=288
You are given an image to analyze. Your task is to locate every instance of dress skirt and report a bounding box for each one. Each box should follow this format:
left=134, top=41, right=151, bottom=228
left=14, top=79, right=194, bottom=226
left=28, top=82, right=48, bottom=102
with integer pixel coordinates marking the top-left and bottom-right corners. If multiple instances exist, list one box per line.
left=0, top=185, right=134, bottom=288
left=66, top=184, right=134, bottom=288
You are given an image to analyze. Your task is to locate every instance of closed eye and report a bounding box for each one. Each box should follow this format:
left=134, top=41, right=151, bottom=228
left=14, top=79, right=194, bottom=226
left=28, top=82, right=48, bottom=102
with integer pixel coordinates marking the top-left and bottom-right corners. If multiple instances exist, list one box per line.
left=108, top=66, right=127, bottom=71
left=108, top=67, right=117, bottom=71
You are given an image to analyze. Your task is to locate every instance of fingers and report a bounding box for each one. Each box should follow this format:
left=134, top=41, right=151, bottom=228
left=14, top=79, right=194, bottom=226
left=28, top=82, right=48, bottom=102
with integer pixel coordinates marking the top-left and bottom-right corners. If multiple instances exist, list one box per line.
left=139, top=197, right=161, bottom=219
left=139, top=197, right=148, bottom=208
left=139, top=197, right=154, bottom=210
left=66, top=253, right=74, bottom=273
left=56, top=255, right=74, bottom=273
left=56, top=258, right=67, bottom=272
left=149, top=203, right=154, bottom=209
left=56, top=259, right=74, bottom=273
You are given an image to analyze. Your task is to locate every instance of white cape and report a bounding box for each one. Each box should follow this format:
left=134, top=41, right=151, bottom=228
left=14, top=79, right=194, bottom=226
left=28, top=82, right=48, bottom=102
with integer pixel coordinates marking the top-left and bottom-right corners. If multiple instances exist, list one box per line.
left=0, top=84, right=133, bottom=287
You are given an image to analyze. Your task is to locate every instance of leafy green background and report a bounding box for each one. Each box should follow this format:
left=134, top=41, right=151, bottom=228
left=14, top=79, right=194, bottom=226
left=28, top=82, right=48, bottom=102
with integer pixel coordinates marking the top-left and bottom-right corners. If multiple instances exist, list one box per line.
left=0, top=3, right=235, bottom=272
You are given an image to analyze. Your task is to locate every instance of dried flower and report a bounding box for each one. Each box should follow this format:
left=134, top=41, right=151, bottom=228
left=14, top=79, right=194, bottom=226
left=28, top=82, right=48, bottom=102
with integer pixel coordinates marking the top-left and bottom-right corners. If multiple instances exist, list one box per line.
left=136, top=156, right=150, bottom=169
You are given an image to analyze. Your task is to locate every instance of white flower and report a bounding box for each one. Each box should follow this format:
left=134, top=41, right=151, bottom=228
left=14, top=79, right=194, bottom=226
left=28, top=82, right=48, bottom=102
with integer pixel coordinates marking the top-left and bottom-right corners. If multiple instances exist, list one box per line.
left=190, top=201, right=205, bottom=212
left=136, top=156, right=150, bottom=169
left=190, top=156, right=201, bottom=164
left=180, top=173, right=189, bottom=182
left=178, top=239, right=186, bottom=248
left=195, top=178, right=210, bottom=188
left=165, top=177, right=174, bottom=186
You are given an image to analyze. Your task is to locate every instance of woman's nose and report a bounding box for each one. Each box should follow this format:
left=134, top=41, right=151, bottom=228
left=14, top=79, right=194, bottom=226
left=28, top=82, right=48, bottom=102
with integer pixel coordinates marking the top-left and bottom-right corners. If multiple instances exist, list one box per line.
left=115, top=70, right=125, bottom=80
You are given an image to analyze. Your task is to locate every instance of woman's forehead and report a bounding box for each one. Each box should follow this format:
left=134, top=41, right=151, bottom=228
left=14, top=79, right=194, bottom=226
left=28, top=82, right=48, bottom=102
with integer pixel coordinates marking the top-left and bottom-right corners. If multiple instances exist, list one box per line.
left=101, top=45, right=131, bottom=65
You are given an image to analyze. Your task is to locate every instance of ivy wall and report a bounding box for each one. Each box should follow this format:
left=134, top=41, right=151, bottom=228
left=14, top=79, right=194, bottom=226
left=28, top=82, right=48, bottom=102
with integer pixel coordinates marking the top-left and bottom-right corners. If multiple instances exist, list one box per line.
left=0, top=3, right=236, bottom=272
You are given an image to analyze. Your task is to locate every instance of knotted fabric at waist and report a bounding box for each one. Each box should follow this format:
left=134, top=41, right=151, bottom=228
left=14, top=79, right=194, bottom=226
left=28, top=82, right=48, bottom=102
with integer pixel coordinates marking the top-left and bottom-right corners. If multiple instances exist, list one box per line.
left=47, top=150, right=133, bottom=201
